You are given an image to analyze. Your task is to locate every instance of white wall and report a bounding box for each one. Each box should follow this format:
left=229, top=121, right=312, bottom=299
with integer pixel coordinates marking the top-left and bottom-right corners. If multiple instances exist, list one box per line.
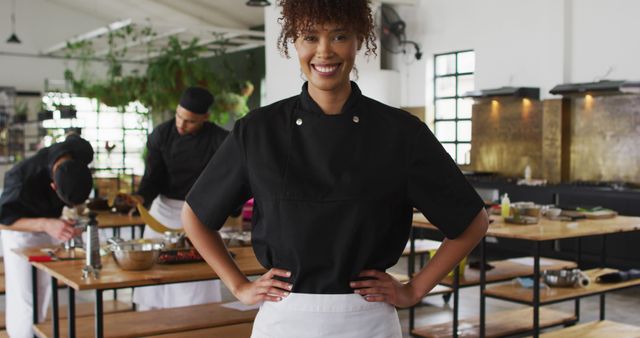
left=264, top=3, right=401, bottom=107
left=390, top=0, right=640, bottom=123
left=0, top=0, right=109, bottom=92
left=569, top=0, right=640, bottom=82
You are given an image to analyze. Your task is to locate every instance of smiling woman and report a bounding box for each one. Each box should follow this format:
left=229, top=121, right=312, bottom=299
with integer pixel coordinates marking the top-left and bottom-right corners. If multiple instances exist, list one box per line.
left=182, top=0, right=488, bottom=337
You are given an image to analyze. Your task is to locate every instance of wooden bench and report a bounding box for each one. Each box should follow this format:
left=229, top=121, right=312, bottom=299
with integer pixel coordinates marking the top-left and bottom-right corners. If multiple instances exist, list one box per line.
left=45, top=300, right=132, bottom=320
left=34, top=302, right=257, bottom=338
left=146, top=323, right=253, bottom=338
left=412, top=307, right=576, bottom=338
left=540, top=320, right=640, bottom=338
left=0, top=301, right=131, bottom=331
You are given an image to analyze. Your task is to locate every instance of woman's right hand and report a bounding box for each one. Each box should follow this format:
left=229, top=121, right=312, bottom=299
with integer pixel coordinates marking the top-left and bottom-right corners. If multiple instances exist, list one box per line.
left=43, top=218, right=76, bottom=241
left=233, top=268, right=293, bottom=305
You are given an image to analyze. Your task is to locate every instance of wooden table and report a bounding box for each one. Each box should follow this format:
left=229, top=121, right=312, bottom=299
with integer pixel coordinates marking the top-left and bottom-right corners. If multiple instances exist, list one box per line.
left=411, top=213, right=640, bottom=338
left=412, top=213, right=640, bottom=240
left=17, top=246, right=265, bottom=338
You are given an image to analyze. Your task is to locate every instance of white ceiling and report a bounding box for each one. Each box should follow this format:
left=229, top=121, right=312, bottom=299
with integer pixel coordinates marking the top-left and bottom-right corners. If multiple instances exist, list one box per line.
left=39, top=0, right=268, bottom=60
left=48, top=0, right=266, bottom=30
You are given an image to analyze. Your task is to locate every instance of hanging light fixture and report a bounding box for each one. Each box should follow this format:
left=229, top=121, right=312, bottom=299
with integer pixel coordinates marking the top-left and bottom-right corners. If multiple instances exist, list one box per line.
left=246, top=0, right=271, bottom=7
left=6, top=0, right=21, bottom=44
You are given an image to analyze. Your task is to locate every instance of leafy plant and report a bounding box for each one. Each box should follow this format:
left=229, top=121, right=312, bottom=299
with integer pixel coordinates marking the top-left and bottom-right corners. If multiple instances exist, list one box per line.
left=62, top=25, right=252, bottom=124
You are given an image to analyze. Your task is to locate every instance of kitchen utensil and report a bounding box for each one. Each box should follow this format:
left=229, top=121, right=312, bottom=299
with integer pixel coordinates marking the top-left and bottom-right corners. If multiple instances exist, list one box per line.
left=108, top=238, right=164, bottom=271
left=506, top=203, right=541, bottom=224
left=162, top=231, right=186, bottom=249
left=543, top=268, right=590, bottom=288
left=82, top=212, right=101, bottom=279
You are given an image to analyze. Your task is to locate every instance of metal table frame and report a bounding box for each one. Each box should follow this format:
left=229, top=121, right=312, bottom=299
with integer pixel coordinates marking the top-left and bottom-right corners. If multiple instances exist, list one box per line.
left=479, top=234, right=611, bottom=338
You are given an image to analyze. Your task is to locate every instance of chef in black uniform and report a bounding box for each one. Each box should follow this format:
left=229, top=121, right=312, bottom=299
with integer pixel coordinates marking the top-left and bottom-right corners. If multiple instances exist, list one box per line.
left=182, top=1, right=490, bottom=337
left=133, top=86, right=229, bottom=310
left=0, top=135, right=93, bottom=338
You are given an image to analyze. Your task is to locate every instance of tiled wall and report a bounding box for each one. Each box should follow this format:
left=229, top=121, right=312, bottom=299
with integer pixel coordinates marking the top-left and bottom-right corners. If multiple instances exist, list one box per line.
left=469, top=94, right=640, bottom=184
left=470, top=97, right=545, bottom=179
left=569, top=94, right=640, bottom=184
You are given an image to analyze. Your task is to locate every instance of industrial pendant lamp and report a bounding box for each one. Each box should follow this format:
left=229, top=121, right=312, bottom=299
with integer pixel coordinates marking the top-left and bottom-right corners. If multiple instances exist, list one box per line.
left=6, top=0, right=22, bottom=44
left=246, top=0, right=271, bottom=7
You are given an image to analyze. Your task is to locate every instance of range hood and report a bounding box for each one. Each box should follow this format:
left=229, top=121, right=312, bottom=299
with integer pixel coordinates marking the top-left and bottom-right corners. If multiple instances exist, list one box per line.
left=621, top=81, right=640, bottom=94
left=464, top=87, right=540, bottom=100
left=549, top=80, right=640, bottom=95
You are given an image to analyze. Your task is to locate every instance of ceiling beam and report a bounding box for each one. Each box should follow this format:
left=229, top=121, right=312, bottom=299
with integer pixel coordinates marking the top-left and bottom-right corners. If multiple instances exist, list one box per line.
left=43, top=18, right=132, bottom=55
left=93, top=27, right=187, bottom=57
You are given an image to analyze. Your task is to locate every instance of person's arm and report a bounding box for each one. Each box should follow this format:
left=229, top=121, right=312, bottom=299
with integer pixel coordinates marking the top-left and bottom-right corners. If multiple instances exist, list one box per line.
left=182, top=203, right=291, bottom=305
left=351, top=209, right=488, bottom=307
left=137, top=132, right=167, bottom=207
left=351, top=121, right=489, bottom=307
left=0, top=217, right=77, bottom=241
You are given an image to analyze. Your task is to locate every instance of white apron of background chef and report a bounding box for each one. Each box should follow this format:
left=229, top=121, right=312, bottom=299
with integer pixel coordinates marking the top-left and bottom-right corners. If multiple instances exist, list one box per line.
left=2, top=230, right=55, bottom=338
left=133, top=195, right=221, bottom=310
left=251, top=293, right=402, bottom=338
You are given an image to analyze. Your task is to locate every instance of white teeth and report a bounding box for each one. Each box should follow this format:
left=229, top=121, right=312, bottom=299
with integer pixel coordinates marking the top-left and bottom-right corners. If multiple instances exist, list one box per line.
left=314, top=64, right=338, bottom=74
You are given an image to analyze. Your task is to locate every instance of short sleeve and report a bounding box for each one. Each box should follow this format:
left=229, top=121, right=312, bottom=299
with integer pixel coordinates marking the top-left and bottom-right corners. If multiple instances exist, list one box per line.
left=186, top=123, right=252, bottom=230
left=407, top=123, right=484, bottom=239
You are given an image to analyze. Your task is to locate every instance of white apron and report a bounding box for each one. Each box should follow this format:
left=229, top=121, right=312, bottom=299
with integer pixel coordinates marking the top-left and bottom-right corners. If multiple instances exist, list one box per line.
left=2, top=230, right=55, bottom=338
left=132, top=195, right=221, bottom=310
left=251, top=293, right=402, bottom=338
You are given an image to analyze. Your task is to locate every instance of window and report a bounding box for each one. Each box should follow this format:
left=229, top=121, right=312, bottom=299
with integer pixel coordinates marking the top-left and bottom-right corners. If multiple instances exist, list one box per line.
left=41, top=93, right=151, bottom=179
left=433, top=50, right=475, bottom=165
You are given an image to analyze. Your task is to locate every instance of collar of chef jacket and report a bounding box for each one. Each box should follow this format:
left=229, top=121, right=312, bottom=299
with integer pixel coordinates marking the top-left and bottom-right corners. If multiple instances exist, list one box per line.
left=298, top=81, right=362, bottom=117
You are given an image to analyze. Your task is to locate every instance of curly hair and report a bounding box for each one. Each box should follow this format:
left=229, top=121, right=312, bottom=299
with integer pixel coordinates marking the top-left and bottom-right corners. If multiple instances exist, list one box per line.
left=276, top=0, right=377, bottom=58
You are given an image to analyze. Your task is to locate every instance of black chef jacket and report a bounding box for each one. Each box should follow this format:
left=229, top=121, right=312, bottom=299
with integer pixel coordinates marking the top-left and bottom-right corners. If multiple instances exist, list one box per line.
left=187, top=82, right=484, bottom=294
left=0, top=136, right=94, bottom=225
left=137, top=119, right=229, bottom=207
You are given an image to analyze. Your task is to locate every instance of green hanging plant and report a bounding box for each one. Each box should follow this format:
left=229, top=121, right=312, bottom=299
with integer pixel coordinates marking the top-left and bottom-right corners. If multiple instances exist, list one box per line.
left=62, top=25, right=253, bottom=125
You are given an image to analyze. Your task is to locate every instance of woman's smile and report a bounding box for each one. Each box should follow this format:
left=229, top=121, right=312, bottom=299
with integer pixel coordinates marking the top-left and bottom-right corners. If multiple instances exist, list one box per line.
left=311, top=63, right=342, bottom=76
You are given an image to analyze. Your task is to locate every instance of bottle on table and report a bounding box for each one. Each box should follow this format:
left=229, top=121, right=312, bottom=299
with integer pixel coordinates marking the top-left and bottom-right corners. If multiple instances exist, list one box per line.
left=501, top=193, right=511, bottom=218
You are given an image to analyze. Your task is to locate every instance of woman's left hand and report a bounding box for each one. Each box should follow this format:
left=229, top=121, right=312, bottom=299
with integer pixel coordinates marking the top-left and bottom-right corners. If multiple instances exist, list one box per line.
left=350, top=270, right=421, bottom=308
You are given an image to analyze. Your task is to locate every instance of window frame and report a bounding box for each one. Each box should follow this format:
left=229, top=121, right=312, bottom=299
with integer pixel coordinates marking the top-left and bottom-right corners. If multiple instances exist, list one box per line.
left=433, top=49, right=474, bottom=165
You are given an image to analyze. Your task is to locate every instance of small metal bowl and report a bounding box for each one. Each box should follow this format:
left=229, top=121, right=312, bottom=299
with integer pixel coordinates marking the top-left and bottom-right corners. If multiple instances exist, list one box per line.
left=109, top=239, right=164, bottom=271
left=543, top=268, right=589, bottom=287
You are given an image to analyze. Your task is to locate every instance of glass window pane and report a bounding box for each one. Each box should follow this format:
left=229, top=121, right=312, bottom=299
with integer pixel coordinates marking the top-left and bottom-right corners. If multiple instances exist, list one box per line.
left=435, top=121, right=456, bottom=142
left=435, top=54, right=456, bottom=75
left=457, top=75, right=474, bottom=97
left=457, top=98, right=473, bottom=119
left=435, top=77, right=456, bottom=98
left=435, top=99, right=456, bottom=119
left=123, top=112, right=145, bottom=129
left=457, top=120, right=472, bottom=142
left=441, top=143, right=456, bottom=161
left=457, top=143, right=471, bottom=165
left=98, top=112, right=123, bottom=129
left=457, top=51, right=475, bottom=73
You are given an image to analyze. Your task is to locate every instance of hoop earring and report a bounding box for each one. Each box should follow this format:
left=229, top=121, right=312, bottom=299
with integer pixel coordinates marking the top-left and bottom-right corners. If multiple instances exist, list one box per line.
left=351, top=66, right=359, bottom=81
left=299, top=69, right=307, bottom=81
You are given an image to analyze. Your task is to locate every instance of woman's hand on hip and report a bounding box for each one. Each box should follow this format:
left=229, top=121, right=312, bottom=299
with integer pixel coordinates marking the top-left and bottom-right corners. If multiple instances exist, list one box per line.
left=233, top=268, right=293, bottom=305
left=350, top=270, right=421, bottom=308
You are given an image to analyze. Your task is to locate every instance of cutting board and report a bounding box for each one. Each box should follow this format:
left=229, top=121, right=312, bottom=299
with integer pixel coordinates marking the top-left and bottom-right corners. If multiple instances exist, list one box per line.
left=582, top=210, right=618, bottom=219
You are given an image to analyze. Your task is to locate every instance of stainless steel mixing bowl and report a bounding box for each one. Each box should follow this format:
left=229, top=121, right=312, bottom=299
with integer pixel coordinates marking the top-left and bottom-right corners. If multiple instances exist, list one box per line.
left=109, top=239, right=164, bottom=271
